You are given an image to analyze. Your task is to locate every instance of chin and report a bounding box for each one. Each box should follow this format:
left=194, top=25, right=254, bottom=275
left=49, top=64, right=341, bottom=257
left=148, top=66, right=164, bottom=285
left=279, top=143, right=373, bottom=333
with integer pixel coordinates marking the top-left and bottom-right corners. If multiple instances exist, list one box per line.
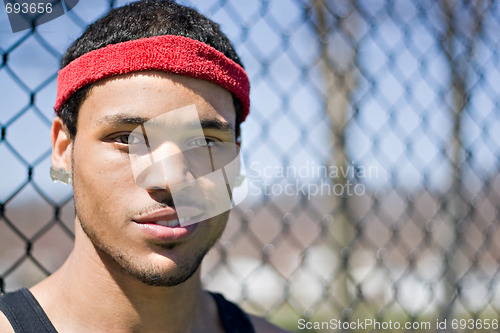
left=116, top=249, right=205, bottom=287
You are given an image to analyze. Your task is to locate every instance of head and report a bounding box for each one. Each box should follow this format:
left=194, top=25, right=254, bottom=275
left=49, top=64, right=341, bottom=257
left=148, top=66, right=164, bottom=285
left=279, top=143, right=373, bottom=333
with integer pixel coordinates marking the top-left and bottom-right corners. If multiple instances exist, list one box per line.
left=51, top=0, right=248, bottom=287
left=58, top=0, right=245, bottom=141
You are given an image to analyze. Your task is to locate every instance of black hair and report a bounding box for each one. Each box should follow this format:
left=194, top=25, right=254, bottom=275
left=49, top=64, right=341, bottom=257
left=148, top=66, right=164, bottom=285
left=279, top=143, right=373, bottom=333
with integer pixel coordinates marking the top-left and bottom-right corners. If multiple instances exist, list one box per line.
left=59, top=0, right=244, bottom=140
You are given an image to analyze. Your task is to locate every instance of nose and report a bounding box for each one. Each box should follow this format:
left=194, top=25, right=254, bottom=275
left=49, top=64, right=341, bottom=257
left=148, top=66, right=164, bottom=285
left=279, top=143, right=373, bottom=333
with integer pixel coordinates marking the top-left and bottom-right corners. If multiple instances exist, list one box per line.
left=133, top=142, right=195, bottom=191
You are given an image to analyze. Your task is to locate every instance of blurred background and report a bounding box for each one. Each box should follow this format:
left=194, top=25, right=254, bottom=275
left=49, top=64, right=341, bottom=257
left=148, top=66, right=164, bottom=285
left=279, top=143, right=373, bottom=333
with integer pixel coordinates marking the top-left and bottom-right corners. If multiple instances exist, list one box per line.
left=1, top=0, right=499, bottom=332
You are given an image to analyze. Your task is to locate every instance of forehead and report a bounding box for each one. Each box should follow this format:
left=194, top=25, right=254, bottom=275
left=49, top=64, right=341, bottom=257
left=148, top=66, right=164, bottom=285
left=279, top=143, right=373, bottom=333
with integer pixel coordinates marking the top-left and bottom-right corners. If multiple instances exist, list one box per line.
left=77, top=71, right=236, bottom=131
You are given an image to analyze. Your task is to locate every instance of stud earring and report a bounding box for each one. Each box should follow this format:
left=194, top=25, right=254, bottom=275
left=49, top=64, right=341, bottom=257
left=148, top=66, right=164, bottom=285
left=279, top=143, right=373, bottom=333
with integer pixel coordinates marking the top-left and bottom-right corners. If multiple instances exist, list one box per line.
left=50, top=166, right=72, bottom=184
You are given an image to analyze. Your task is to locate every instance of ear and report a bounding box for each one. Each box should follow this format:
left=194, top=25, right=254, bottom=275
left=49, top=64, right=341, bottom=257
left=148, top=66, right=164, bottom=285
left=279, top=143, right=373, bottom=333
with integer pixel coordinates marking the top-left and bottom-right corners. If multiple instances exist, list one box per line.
left=51, top=116, right=72, bottom=171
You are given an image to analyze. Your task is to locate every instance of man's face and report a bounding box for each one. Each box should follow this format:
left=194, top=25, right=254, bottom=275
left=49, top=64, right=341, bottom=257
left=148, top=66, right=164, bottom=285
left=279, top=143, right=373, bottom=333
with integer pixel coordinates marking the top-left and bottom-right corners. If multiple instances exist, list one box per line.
left=70, top=71, right=236, bottom=286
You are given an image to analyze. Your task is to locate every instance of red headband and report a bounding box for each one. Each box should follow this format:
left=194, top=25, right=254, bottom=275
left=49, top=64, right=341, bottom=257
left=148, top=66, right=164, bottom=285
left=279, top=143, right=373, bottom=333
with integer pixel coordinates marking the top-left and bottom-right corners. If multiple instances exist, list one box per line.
left=54, top=35, right=250, bottom=121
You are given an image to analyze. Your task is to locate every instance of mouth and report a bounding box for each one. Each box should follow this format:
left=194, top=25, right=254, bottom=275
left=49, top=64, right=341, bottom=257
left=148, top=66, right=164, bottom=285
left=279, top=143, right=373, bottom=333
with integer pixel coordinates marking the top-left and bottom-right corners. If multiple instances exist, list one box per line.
left=154, top=218, right=182, bottom=227
left=134, top=206, right=204, bottom=224
left=132, top=206, right=204, bottom=241
left=149, top=216, right=203, bottom=227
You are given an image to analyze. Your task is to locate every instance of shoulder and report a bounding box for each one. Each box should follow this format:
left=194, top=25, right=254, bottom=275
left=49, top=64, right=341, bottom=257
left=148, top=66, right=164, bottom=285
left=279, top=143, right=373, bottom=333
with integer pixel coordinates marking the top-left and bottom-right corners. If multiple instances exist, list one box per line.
left=248, top=314, right=292, bottom=333
left=207, top=291, right=290, bottom=333
left=0, top=310, right=15, bottom=333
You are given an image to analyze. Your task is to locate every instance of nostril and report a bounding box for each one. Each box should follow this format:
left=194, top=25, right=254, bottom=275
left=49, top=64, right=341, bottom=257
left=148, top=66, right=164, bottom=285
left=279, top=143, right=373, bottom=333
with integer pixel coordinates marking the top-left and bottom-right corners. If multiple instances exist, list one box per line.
left=146, top=187, right=174, bottom=205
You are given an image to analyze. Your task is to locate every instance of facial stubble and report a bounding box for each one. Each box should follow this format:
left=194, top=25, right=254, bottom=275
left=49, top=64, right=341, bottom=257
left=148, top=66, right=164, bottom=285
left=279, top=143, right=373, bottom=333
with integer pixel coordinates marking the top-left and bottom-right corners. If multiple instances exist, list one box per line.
left=71, top=153, right=227, bottom=287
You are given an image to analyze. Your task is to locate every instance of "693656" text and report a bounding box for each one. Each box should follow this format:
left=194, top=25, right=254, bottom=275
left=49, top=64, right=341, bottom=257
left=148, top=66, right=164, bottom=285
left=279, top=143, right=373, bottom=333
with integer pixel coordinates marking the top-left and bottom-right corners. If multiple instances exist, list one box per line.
left=5, top=2, right=53, bottom=14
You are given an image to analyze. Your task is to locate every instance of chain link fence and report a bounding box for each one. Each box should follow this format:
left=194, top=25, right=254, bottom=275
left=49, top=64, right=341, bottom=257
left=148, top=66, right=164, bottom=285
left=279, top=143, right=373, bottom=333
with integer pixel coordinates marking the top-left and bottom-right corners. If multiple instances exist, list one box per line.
left=1, top=0, right=499, bottom=332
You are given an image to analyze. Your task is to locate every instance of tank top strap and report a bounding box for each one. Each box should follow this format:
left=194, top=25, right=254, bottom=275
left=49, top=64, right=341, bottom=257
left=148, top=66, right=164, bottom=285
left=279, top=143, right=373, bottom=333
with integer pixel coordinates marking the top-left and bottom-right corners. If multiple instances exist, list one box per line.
left=0, top=288, right=58, bottom=333
left=210, top=292, right=255, bottom=333
left=1, top=289, right=255, bottom=333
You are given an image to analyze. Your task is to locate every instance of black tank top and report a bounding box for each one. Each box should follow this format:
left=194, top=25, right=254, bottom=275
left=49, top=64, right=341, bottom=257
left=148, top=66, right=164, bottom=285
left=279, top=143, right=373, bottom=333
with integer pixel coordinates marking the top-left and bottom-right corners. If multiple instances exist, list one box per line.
left=0, top=289, right=255, bottom=333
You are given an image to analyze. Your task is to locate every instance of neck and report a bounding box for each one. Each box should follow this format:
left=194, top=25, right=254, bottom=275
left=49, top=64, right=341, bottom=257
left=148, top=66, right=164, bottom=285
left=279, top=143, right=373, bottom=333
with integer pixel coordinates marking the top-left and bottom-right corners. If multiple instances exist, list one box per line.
left=31, top=223, right=220, bottom=333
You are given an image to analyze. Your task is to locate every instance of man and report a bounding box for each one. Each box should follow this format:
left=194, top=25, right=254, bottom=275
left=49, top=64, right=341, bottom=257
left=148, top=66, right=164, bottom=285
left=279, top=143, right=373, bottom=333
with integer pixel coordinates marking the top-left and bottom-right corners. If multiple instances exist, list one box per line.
left=0, top=1, right=288, bottom=332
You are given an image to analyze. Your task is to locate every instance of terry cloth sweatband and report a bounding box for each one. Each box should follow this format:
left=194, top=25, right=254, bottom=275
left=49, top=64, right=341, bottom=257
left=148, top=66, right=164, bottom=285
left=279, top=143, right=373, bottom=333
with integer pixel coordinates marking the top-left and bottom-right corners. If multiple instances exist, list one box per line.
left=54, top=35, right=250, bottom=121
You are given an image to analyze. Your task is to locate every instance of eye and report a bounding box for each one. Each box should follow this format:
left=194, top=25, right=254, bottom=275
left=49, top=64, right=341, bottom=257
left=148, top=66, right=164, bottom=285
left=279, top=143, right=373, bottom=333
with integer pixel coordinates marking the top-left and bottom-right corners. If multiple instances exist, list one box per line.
left=110, top=133, right=145, bottom=145
left=187, top=137, right=219, bottom=148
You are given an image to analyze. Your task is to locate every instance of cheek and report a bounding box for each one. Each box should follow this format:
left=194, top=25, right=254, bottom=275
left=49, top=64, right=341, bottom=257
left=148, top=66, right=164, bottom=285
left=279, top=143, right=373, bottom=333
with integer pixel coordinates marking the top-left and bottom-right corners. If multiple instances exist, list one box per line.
left=72, top=141, right=137, bottom=205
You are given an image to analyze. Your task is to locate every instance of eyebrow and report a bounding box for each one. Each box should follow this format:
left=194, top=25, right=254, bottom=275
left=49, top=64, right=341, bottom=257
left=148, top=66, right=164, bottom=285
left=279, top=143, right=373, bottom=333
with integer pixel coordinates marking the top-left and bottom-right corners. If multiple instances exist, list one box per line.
left=97, top=113, right=234, bottom=134
left=97, top=114, right=149, bottom=126
left=198, top=119, right=234, bottom=135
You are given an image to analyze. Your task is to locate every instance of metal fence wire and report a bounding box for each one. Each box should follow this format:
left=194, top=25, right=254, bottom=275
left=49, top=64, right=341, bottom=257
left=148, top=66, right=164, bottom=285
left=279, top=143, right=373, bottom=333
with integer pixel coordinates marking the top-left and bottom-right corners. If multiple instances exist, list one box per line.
left=1, top=0, right=500, bottom=332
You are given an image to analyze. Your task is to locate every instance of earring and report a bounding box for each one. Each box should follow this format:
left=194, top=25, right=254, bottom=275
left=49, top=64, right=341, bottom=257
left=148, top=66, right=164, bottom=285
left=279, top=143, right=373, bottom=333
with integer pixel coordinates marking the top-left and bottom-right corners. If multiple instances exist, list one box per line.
left=50, top=166, right=72, bottom=184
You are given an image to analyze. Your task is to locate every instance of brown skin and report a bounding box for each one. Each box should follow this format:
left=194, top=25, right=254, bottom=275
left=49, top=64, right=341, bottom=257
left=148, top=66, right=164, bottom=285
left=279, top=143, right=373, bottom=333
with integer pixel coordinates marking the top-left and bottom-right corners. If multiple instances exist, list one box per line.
left=0, top=72, right=288, bottom=333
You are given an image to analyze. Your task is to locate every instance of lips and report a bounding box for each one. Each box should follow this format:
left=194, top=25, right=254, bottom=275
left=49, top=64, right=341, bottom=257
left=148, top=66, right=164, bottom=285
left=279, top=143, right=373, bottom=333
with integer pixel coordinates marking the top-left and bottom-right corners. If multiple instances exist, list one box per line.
left=132, top=206, right=204, bottom=241
left=155, top=219, right=182, bottom=227
left=133, top=206, right=204, bottom=226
